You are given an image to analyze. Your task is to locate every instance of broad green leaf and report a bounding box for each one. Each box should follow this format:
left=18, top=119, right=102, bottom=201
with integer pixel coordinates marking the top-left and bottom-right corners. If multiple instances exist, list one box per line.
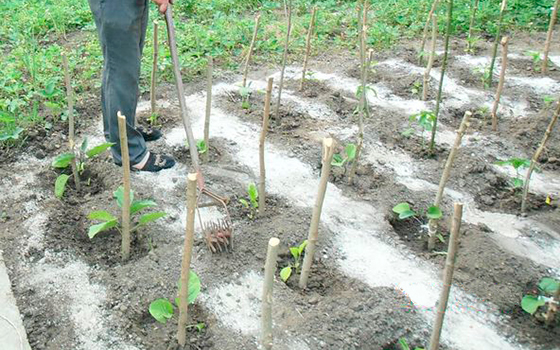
left=521, top=295, right=546, bottom=315
left=345, top=144, right=357, bottom=161
left=149, top=299, right=174, bottom=324
left=88, top=210, right=116, bottom=222
left=176, top=270, right=202, bottom=305
left=88, top=220, right=118, bottom=239
left=399, top=210, right=417, bottom=220
left=392, top=203, right=411, bottom=214
left=538, top=277, right=560, bottom=295
left=52, top=153, right=75, bottom=168
left=289, top=247, right=300, bottom=260
left=241, top=101, right=250, bottom=109
left=398, top=338, right=411, bottom=350
left=80, top=138, right=88, bottom=153
left=114, top=186, right=134, bottom=208
left=248, top=183, right=258, bottom=203
left=55, top=174, right=70, bottom=199
left=138, top=212, right=166, bottom=226
left=298, top=240, right=308, bottom=254
left=426, top=206, right=443, bottom=219
left=0, top=112, right=15, bottom=123
left=280, top=266, right=292, bottom=282
left=130, top=200, right=157, bottom=215
left=86, top=142, right=114, bottom=158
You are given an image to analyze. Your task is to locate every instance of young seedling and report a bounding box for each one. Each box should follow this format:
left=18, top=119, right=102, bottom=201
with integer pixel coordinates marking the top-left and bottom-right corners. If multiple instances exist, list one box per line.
left=491, top=37, right=509, bottom=131
left=262, top=237, right=280, bottom=350
left=419, top=0, right=440, bottom=65
left=274, top=0, right=292, bottom=118
left=259, top=78, right=273, bottom=215
left=300, top=7, right=317, bottom=91
left=496, top=158, right=533, bottom=189
left=465, top=0, right=480, bottom=53
left=473, top=66, right=492, bottom=89
left=52, top=137, right=114, bottom=198
left=521, top=277, right=559, bottom=325
left=465, top=35, right=482, bottom=55
left=399, top=338, right=425, bottom=350
left=280, top=240, right=308, bottom=282
left=242, top=14, right=261, bottom=88
left=526, top=51, right=543, bottom=72
left=411, top=81, right=422, bottom=98
left=0, top=113, right=24, bottom=142
left=542, top=0, right=559, bottom=74
left=331, top=143, right=357, bottom=168
left=240, top=83, right=252, bottom=109
left=203, top=55, right=212, bottom=162
left=87, top=186, right=167, bottom=239
left=423, top=14, right=437, bottom=101
left=196, top=139, right=208, bottom=155
left=403, top=111, right=436, bottom=149
left=239, top=183, right=259, bottom=219
left=487, top=0, right=507, bottom=87
left=543, top=96, right=555, bottom=109
left=149, top=270, right=201, bottom=324
left=151, top=21, right=159, bottom=116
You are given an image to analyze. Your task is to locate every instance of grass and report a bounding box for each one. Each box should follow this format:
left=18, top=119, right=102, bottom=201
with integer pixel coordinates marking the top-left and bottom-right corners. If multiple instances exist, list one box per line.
left=0, top=0, right=555, bottom=144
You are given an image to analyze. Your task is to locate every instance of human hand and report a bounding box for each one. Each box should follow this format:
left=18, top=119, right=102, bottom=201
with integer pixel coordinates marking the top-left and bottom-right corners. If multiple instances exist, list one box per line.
left=151, top=0, right=174, bottom=14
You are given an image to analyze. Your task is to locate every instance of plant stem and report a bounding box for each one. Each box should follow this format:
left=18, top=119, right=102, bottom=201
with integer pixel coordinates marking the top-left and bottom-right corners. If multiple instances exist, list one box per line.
left=429, top=203, right=463, bottom=350
left=300, top=7, right=317, bottom=91
left=487, top=0, right=507, bottom=87
left=203, top=56, right=213, bottom=163
left=62, top=51, right=80, bottom=192
left=420, top=0, right=440, bottom=65
left=429, top=0, right=454, bottom=154
left=423, top=14, right=438, bottom=101
left=242, top=14, right=261, bottom=88
left=521, top=100, right=560, bottom=212
left=259, top=78, right=273, bottom=216
left=545, top=283, right=560, bottom=325
left=467, top=0, right=480, bottom=50
left=274, top=0, right=292, bottom=118
left=117, top=112, right=131, bottom=261
left=299, top=138, right=335, bottom=289
left=150, top=21, right=158, bottom=117
left=491, top=36, right=509, bottom=131
left=542, top=0, right=559, bottom=74
left=177, top=172, right=197, bottom=346
left=261, top=237, right=280, bottom=349
left=428, top=111, right=471, bottom=250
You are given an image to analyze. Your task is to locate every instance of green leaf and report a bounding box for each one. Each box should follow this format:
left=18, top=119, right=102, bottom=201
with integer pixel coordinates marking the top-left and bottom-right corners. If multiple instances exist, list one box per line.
left=289, top=247, right=300, bottom=260
left=52, top=153, right=75, bottom=168
left=512, top=178, right=524, bottom=188
left=138, top=212, right=166, bottom=226
left=54, top=174, right=70, bottom=199
left=130, top=200, right=157, bottom=215
left=86, top=142, right=114, bottom=158
left=149, top=299, right=174, bottom=324
left=114, top=186, right=134, bottom=208
left=392, top=203, right=411, bottom=214
left=80, top=138, right=88, bottom=153
left=345, top=143, right=357, bottom=161
left=239, top=198, right=249, bottom=208
left=248, top=183, right=258, bottom=205
left=331, top=154, right=346, bottom=167
left=88, top=220, right=118, bottom=239
left=401, top=128, right=414, bottom=137
left=241, top=101, right=250, bottom=109
left=521, top=295, right=546, bottom=315
left=298, top=240, right=308, bottom=254
left=196, top=140, right=207, bottom=154
left=426, top=206, right=443, bottom=219
left=280, top=266, right=292, bottom=282
left=399, top=210, right=417, bottom=220
left=176, top=270, right=202, bottom=306
left=398, top=338, right=411, bottom=350
left=88, top=210, right=116, bottom=222
left=538, top=277, right=560, bottom=295
left=436, top=233, right=445, bottom=243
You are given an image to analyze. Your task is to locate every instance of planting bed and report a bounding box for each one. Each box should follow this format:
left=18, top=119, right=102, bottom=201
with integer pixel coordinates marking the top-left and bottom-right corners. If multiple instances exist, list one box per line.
left=1, top=34, right=560, bottom=350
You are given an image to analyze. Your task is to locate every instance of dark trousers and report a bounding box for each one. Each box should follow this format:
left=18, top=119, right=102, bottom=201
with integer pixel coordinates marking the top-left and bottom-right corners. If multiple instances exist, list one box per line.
left=88, top=0, right=149, bottom=165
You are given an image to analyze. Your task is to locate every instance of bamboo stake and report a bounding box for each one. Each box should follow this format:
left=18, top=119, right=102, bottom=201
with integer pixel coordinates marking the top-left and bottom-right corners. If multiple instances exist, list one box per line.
left=491, top=36, right=509, bottom=131
left=300, top=7, right=317, bottom=91
left=428, top=111, right=471, bottom=251
left=467, top=0, right=480, bottom=51
left=261, top=237, right=280, bottom=350
left=419, top=0, right=440, bottom=65
left=177, top=172, right=197, bottom=346
left=274, top=0, right=292, bottom=118
left=117, top=112, right=131, bottom=261
left=62, top=52, right=80, bottom=192
left=542, top=0, right=559, bottom=74
left=429, top=0, right=453, bottom=154
left=259, top=78, right=273, bottom=215
left=299, top=138, right=335, bottom=289
left=429, top=203, right=463, bottom=350
left=242, top=14, right=261, bottom=88
left=545, top=284, right=560, bottom=325
left=521, top=101, right=560, bottom=212
left=151, top=21, right=158, bottom=116
left=423, top=14, right=438, bottom=101
left=487, top=0, right=507, bottom=87
left=203, top=56, right=213, bottom=163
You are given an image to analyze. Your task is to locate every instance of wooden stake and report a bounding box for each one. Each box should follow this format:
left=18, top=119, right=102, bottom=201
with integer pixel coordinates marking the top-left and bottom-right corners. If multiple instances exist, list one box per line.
left=429, top=203, right=463, bottom=350
left=491, top=36, right=509, bottom=131
left=428, top=111, right=471, bottom=250
left=423, top=14, right=438, bottom=101
left=419, top=0, right=440, bottom=65
left=487, top=0, right=507, bottom=87
left=300, top=7, right=317, bottom=91
left=521, top=100, right=560, bottom=212
left=259, top=78, right=273, bottom=215
left=542, top=0, right=559, bottom=74
left=117, top=111, right=131, bottom=261
left=242, top=14, right=261, bottom=88
left=545, top=284, right=560, bottom=325
left=299, top=138, right=335, bottom=289
left=274, top=0, right=292, bottom=118
left=261, top=237, right=280, bottom=350
left=467, top=0, right=480, bottom=51
left=150, top=21, right=159, bottom=116
left=177, top=172, right=198, bottom=346
left=62, top=52, right=80, bottom=192
left=203, top=56, right=213, bottom=163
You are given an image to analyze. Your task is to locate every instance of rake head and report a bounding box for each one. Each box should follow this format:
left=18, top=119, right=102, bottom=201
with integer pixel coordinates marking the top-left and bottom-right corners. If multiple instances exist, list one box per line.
left=196, top=189, right=233, bottom=253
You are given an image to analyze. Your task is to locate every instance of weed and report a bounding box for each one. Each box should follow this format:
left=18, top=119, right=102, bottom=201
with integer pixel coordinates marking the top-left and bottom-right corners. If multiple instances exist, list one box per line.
left=196, top=139, right=208, bottom=155
left=331, top=143, right=357, bottom=167
left=521, top=277, right=559, bottom=317
left=496, top=158, right=538, bottom=189
left=403, top=111, right=436, bottom=148
left=280, top=240, right=308, bottom=282
left=525, top=50, right=542, bottom=72
left=87, top=186, right=166, bottom=238
left=149, top=270, right=201, bottom=324
left=239, top=183, right=259, bottom=219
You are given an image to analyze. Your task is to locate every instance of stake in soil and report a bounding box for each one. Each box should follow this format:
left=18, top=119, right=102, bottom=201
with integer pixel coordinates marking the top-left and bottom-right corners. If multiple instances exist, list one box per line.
left=466, top=0, right=480, bottom=52
left=274, top=0, right=292, bottom=118
left=203, top=56, right=213, bottom=163
left=242, top=14, right=261, bottom=88
left=62, top=51, right=80, bottom=192
left=117, top=111, right=131, bottom=261
left=419, top=0, right=440, bottom=65
left=259, top=77, right=273, bottom=215
left=491, top=36, right=509, bottom=131
left=429, top=203, right=464, bottom=350
left=261, top=237, right=280, bottom=350
left=423, top=14, right=438, bottom=101
left=487, top=0, right=507, bottom=87
left=542, top=0, right=559, bottom=74
left=151, top=20, right=158, bottom=117
left=300, top=6, right=317, bottom=91
left=299, top=138, right=335, bottom=288
left=177, top=173, right=198, bottom=346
